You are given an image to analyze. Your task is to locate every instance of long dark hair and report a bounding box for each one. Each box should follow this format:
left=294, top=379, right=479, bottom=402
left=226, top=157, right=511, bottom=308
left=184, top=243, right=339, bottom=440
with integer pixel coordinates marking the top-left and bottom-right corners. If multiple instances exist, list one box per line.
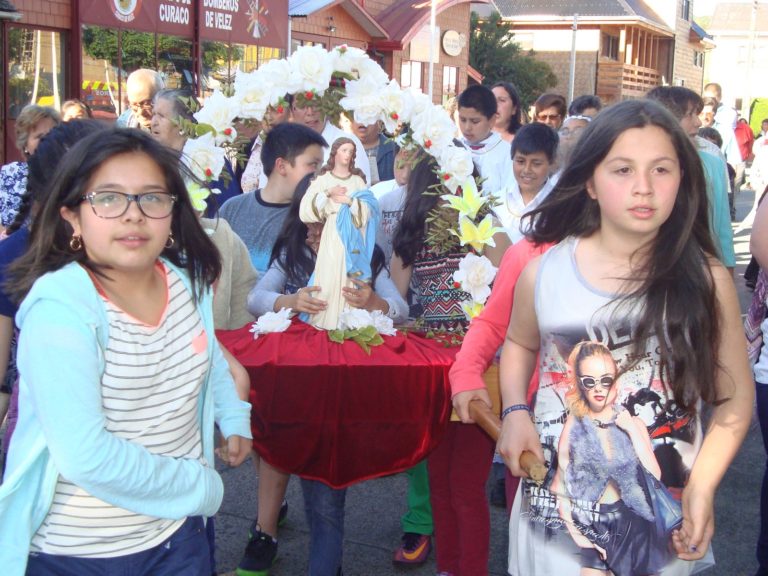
left=270, top=173, right=384, bottom=286
left=318, top=137, right=367, bottom=183
left=492, top=81, right=523, bottom=134
left=524, top=99, right=720, bottom=411
left=7, top=128, right=221, bottom=303
left=7, top=120, right=105, bottom=235
left=392, top=154, right=442, bottom=267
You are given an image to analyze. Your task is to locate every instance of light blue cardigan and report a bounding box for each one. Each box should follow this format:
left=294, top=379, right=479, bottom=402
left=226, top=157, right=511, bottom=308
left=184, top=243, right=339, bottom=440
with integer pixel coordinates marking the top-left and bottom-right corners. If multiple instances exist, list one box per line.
left=0, top=259, right=252, bottom=574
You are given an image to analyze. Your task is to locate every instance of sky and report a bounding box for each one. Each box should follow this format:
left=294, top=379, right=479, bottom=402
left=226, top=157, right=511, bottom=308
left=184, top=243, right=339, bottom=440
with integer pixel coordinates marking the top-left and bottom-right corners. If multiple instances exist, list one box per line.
left=695, top=0, right=764, bottom=18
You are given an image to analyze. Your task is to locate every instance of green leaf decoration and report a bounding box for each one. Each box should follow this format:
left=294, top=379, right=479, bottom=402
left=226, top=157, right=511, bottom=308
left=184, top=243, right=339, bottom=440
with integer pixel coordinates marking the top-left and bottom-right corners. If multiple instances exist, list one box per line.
left=328, top=330, right=346, bottom=343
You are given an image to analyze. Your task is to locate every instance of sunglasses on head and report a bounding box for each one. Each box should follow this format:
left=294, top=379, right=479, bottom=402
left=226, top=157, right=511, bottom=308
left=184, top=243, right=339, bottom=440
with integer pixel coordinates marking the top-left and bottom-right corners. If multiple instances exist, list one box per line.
left=578, top=375, right=615, bottom=390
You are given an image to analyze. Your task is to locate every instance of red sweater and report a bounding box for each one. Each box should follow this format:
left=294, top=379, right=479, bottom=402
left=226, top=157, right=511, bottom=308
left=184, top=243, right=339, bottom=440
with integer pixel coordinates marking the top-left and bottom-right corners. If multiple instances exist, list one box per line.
left=449, top=239, right=553, bottom=400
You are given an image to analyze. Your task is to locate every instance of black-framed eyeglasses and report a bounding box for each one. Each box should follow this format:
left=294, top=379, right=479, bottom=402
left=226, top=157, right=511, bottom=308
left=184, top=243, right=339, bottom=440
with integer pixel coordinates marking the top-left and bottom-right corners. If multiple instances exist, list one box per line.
left=82, top=191, right=176, bottom=219
left=578, top=374, right=615, bottom=390
left=537, top=113, right=561, bottom=121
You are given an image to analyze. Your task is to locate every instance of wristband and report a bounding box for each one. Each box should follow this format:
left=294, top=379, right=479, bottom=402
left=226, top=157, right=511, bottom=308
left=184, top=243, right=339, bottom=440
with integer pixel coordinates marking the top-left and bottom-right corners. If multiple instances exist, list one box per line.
left=501, top=404, right=531, bottom=420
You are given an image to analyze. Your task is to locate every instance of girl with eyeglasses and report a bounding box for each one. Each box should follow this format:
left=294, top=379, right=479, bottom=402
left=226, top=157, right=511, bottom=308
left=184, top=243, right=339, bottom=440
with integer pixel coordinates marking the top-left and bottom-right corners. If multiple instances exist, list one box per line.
left=0, top=128, right=252, bottom=575
left=497, top=100, right=753, bottom=575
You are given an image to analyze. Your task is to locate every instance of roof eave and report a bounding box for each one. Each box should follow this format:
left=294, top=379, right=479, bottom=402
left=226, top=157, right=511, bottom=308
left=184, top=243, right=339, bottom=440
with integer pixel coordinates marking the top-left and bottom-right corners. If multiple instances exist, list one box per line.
left=0, top=9, right=21, bottom=20
left=502, top=15, right=673, bottom=37
left=341, top=1, right=388, bottom=39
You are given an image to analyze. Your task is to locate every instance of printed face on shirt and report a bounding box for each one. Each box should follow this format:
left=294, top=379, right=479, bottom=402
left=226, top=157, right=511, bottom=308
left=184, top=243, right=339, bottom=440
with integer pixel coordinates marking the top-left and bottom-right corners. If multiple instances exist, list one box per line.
left=61, top=151, right=172, bottom=281
left=458, top=106, right=496, bottom=145
left=577, top=354, right=618, bottom=415
left=586, top=125, right=680, bottom=243
left=512, top=151, right=552, bottom=200
left=281, top=144, right=324, bottom=191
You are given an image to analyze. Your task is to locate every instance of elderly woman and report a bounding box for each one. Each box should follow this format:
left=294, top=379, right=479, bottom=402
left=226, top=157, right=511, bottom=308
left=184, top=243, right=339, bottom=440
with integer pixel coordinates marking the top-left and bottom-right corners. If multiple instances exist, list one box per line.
left=0, top=105, right=60, bottom=233
left=149, top=87, right=256, bottom=331
left=533, top=93, right=567, bottom=130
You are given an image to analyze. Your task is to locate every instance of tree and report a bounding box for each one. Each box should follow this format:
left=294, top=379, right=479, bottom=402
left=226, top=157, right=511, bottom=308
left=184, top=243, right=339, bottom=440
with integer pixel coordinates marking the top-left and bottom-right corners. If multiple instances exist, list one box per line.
left=82, top=27, right=241, bottom=79
left=469, top=12, right=558, bottom=108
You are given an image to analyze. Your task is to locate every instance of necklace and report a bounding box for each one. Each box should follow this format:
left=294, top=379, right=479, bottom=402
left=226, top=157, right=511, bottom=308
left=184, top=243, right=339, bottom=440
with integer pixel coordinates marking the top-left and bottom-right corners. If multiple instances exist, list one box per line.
left=592, top=418, right=616, bottom=429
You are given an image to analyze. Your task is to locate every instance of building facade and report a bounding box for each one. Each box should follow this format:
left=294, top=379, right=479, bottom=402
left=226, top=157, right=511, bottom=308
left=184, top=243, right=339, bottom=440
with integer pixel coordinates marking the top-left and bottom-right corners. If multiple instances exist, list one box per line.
left=485, top=0, right=711, bottom=105
left=0, top=0, right=479, bottom=163
left=704, top=1, right=768, bottom=120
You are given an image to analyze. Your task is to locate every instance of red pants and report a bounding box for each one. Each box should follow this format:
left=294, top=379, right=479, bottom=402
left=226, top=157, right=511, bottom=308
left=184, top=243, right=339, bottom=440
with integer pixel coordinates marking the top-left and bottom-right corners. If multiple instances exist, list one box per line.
left=427, top=421, right=495, bottom=575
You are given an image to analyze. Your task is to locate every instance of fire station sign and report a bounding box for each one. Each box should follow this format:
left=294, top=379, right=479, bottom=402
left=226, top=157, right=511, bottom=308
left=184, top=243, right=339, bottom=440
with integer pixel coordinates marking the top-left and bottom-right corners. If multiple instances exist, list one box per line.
left=80, top=0, right=288, bottom=49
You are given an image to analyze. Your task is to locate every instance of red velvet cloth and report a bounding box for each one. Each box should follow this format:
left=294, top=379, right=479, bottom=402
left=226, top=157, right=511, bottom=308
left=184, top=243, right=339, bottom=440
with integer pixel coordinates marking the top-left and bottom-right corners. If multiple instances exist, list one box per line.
left=217, top=320, right=458, bottom=488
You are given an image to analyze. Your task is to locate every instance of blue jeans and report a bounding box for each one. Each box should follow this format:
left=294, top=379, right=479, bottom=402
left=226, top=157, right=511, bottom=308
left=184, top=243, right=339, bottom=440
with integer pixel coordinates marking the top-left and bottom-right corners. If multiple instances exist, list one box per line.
left=757, top=383, right=768, bottom=570
left=26, top=516, right=210, bottom=576
left=300, top=478, right=347, bottom=576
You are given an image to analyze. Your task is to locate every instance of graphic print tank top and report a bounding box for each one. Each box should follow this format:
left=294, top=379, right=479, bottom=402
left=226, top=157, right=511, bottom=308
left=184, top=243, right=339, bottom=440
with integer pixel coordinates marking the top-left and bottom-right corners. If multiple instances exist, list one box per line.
left=508, top=237, right=710, bottom=576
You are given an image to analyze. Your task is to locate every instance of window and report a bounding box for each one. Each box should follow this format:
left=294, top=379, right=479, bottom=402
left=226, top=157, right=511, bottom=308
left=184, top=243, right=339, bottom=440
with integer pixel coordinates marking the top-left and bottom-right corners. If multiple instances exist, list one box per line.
left=81, top=26, right=194, bottom=119
left=693, top=50, right=704, bottom=68
left=201, top=43, right=284, bottom=97
left=7, top=27, right=67, bottom=119
left=442, top=66, right=458, bottom=103
left=290, top=38, right=325, bottom=54
left=401, top=60, right=423, bottom=90
left=601, top=33, right=619, bottom=61
left=682, top=0, right=691, bottom=21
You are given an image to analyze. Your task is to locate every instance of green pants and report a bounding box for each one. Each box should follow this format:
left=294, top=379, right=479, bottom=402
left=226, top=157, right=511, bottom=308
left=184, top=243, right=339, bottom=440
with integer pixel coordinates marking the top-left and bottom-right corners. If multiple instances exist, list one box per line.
left=401, top=460, right=433, bottom=535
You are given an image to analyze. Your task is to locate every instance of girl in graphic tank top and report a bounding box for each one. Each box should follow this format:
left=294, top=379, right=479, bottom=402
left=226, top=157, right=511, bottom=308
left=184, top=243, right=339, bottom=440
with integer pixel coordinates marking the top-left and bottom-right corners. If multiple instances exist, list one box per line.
left=497, top=100, right=753, bottom=576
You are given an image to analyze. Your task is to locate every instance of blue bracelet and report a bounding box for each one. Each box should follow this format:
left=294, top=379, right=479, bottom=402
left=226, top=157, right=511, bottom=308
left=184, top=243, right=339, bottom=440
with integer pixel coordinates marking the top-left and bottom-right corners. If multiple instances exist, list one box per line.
left=501, top=404, right=531, bottom=419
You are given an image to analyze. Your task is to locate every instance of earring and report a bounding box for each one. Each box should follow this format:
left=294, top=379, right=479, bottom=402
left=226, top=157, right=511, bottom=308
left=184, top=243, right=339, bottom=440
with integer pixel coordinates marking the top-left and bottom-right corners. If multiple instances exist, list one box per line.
left=165, top=232, right=175, bottom=248
left=69, top=234, right=83, bottom=251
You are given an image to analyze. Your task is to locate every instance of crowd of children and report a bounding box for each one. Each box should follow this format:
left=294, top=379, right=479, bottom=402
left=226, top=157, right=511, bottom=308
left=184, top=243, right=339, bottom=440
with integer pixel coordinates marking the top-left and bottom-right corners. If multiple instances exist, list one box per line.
left=0, top=68, right=758, bottom=576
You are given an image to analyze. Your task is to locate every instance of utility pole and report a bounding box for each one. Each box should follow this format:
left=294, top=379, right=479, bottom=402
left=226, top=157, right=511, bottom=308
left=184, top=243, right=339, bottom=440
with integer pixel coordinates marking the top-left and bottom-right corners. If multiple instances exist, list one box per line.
left=568, top=14, right=578, bottom=103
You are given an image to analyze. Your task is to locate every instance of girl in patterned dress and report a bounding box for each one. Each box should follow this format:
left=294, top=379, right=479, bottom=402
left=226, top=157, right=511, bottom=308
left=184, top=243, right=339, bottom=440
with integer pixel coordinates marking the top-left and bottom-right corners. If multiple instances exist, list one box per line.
left=498, top=99, right=753, bottom=575
left=391, top=153, right=509, bottom=575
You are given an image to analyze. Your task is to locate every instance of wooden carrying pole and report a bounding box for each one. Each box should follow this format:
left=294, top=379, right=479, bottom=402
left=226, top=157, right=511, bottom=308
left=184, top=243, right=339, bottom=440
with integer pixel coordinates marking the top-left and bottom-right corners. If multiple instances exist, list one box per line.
left=468, top=399, right=547, bottom=484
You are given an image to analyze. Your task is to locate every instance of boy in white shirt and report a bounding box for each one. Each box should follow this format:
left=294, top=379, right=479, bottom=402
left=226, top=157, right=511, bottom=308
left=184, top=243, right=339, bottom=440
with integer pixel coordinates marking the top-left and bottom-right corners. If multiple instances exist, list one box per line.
left=457, top=85, right=513, bottom=197
left=494, top=122, right=558, bottom=243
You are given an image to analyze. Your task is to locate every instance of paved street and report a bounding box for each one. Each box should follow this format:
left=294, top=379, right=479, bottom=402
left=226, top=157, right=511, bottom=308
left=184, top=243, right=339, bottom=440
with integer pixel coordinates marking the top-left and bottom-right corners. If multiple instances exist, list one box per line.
left=215, top=186, right=764, bottom=576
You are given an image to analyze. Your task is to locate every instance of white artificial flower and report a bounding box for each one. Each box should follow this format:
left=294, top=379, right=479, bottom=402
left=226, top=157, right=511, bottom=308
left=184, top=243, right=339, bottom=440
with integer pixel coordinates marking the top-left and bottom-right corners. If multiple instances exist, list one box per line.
left=379, top=79, right=413, bottom=132
left=258, top=57, right=301, bottom=105
left=234, top=69, right=272, bottom=121
left=452, top=253, right=498, bottom=304
left=410, top=103, right=458, bottom=156
left=438, top=145, right=475, bottom=189
left=407, top=88, right=433, bottom=117
left=194, top=90, right=240, bottom=145
left=355, top=56, right=390, bottom=86
left=250, top=307, right=293, bottom=339
left=338, top=308, right=374, bottom=331
left=330, top=45, right=370, bottom=76
left=289, top=45, right=334, bottom=95
left=339, top=75, right=384, bottom=126
left=370, top=310, right=397, bottom=336
left=182, top=133, right=226, bottom=181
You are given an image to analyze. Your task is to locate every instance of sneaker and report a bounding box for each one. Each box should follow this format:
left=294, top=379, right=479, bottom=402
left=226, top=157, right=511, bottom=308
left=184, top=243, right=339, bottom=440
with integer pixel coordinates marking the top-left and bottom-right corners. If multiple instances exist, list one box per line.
left=236, top=526, right=278, bottom=576
left=247, top=500, right=288, bottom=540
left=393, top=532, right=431, bottom=566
